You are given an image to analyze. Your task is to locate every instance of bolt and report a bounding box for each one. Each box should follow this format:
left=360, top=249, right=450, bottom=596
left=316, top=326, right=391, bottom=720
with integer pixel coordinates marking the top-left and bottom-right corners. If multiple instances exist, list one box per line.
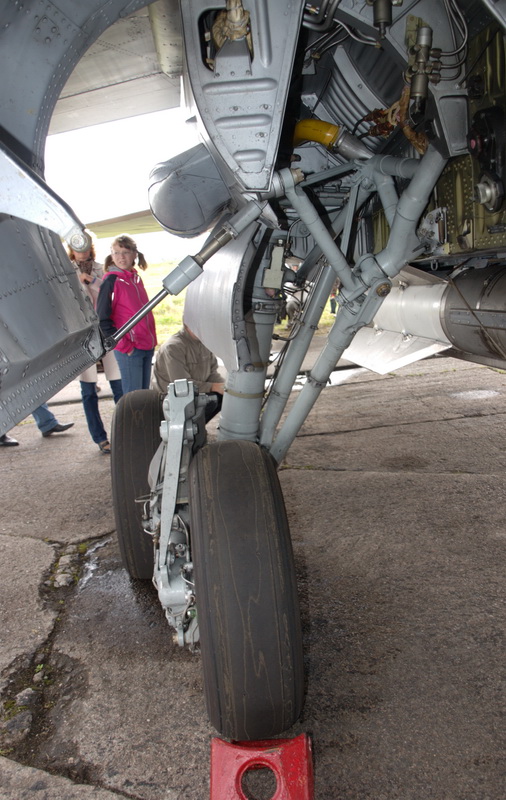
left=376, top=283, right=391, bottom=297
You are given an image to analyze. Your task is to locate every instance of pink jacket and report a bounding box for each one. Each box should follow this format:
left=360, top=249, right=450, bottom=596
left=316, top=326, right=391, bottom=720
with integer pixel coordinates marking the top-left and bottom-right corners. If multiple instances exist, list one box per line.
left=97, top=268, right=157, bottom=354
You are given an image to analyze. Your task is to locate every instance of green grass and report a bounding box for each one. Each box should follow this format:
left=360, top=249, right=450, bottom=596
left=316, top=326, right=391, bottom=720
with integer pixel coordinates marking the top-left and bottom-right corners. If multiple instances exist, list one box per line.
left=142, top=261, right=186, bottom=344
left=274, top=305, right=336, bottom=338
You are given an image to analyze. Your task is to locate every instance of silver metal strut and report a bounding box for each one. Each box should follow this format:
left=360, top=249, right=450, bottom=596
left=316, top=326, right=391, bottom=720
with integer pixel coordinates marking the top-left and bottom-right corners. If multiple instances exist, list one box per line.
left=269, top=146, right=447, bottom=464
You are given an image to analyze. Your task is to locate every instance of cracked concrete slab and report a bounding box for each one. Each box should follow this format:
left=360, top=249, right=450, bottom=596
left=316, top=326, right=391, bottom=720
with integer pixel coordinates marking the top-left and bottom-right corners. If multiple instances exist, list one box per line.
left=32, top=548, right=213, bottom=798
left=0, top=755, right=123, bottom=799
left=0, top=399, right=117, bottom=544
left=0, top=536, right=56, bottom=691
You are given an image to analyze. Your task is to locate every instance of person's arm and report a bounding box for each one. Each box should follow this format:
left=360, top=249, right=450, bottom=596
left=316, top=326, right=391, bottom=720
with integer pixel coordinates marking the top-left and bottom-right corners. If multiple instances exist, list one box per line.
left=87, top=281, right=102, bottom=308
left=206, top=355, right=223, bottom=384
left=84, top=267, right=103, bottom=307
left=96, top=274, right=118, bottom=339
left=206, top=355, right=225, bottom=393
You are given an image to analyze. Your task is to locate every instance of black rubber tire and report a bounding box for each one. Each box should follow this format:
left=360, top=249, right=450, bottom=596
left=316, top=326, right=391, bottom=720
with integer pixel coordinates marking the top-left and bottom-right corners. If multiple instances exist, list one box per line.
left=111, top=389, right=164, bottom=579
left=188, top=439, right=304, bottom=740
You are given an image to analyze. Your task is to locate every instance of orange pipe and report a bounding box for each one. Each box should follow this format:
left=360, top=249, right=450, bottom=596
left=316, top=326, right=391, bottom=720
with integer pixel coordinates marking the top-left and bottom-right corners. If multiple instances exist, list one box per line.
left=293, top=119, right=341, bottom=149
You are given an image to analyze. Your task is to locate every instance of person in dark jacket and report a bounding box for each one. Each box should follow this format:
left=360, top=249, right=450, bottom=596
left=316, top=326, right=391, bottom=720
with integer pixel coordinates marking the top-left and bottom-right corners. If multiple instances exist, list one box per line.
left=97, top=234, right=157, bottom=393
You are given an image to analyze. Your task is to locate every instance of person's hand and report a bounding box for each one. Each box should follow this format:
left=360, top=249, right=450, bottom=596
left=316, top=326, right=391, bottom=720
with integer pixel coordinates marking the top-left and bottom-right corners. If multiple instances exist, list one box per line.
left=211, top=382, right=225, bottom=395
left=79, top=273, right=92, bottom=284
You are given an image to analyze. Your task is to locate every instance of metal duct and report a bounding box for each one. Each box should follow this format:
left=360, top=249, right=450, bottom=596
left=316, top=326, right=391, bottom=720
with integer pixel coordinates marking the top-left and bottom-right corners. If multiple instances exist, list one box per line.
left=441, top=264, right=506, bottom=362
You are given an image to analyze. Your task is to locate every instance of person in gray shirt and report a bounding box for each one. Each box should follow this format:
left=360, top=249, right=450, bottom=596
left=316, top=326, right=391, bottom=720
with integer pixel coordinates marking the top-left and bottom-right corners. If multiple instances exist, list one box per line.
left=151, top=325, right=225, bottom=422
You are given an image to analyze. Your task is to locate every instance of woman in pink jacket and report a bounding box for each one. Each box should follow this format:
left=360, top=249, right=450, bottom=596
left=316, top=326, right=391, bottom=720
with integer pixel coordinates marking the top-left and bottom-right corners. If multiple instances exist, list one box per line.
left=97, top=234, right=157, bottom=394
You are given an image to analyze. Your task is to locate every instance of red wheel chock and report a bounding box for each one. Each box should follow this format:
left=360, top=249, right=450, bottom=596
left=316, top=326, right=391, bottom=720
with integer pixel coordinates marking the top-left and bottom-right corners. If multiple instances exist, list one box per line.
left=210, top=733, right=314, bottom=800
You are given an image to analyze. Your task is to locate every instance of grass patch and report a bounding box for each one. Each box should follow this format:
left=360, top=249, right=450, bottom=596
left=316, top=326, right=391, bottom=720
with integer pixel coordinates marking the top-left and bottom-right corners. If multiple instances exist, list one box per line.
left=141, top=260, right=186, bottom=344
left=2, top=699, right=32, bottom=721
left=274, top=305, right=336, bottom=338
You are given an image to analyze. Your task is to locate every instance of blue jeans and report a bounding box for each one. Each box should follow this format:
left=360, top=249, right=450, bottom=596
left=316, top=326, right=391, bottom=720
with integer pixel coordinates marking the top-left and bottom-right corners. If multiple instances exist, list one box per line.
left=114, top=348, right=154, bottom=394
left=31, top=403, right=58, bottom=434
left=80, top=379, right=123, bottom=444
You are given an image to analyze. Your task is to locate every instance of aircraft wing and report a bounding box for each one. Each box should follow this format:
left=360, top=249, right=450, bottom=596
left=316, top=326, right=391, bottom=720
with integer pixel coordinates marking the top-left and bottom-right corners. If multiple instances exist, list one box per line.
left=49, top=1, right=182, bottom=135
left=85, top=210, right=165, bottom=239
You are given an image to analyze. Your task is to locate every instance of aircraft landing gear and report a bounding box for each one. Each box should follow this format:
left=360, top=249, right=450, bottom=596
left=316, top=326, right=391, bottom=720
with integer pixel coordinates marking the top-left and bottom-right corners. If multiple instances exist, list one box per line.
left=110, top=380, right=304, bottom=739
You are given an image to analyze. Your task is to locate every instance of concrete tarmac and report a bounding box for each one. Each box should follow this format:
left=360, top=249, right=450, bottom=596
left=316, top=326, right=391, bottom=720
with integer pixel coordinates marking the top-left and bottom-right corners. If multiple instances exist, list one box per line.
left=1, top=344, right=505, bottom=799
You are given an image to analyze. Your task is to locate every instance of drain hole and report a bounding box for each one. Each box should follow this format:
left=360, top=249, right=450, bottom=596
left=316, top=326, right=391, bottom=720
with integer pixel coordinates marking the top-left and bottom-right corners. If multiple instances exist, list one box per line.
left=241, top=764, right=278, bottom=800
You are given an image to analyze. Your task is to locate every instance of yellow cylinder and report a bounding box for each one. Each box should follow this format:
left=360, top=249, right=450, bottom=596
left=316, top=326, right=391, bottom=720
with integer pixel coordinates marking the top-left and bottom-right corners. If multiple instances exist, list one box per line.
left=293, top=119, right=341, bottom=149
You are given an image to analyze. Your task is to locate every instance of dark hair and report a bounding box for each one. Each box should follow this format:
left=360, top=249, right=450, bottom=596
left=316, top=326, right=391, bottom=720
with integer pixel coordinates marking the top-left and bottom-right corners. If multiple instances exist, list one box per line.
left=104, top=234, right=148, bottom=271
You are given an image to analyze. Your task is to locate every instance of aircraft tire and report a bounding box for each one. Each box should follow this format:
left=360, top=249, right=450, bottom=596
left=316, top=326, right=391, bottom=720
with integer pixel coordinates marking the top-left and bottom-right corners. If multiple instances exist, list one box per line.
left=188, top=439, right=304, bottom=740
left=111, top=389, right=163, bottom=580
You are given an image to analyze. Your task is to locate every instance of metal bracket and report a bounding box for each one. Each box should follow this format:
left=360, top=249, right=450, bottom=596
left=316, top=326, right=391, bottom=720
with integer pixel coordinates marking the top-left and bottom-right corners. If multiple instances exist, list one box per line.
left=263, top=240, right=286, bottom=290
left=0, top=140, right=90, bottom=250
left=151, top=379, right=208, bottom=647
left=157, top=379, right=196, bottom=570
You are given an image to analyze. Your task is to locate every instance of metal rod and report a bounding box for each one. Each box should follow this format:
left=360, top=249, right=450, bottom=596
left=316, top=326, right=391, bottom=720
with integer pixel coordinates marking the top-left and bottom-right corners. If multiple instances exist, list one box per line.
left=106, top=288, right=168, bottom=349
left=269, top=146, right=448, bottom=463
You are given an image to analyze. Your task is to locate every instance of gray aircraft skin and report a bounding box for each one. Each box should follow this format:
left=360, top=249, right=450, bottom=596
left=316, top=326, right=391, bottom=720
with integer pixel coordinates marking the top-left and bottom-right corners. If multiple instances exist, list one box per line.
left=2, top=0, right=506, bottom=741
